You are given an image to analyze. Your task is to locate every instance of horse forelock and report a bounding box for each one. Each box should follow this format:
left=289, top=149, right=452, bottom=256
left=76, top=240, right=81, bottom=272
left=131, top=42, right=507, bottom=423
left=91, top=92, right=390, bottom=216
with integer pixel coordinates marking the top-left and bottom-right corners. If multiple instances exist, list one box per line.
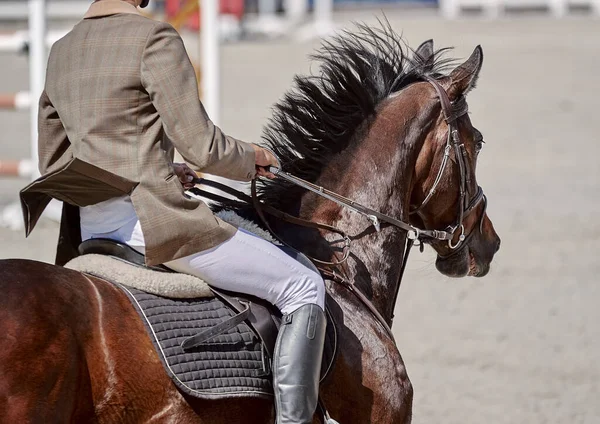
left=255, top=19, right=456, bottom=212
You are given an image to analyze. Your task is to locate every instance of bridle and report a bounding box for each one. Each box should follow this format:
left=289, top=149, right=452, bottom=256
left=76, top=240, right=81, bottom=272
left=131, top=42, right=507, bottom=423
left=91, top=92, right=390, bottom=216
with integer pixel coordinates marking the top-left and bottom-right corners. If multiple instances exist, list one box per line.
left=412, top=77, right=487, bottom=253
left=190, top=77, right=488, bottom=342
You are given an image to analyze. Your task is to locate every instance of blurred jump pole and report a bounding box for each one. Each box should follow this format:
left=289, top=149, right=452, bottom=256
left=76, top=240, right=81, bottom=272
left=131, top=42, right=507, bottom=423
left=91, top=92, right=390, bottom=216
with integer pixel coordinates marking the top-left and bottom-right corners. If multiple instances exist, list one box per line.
left=294, top=0, right=336, bottom=42
left=314, top=0, right=334, bottom=31
left=439, top=0, right=600, bottom=18
left=548, top=0, right=567, bottom=17
left=196, top=0, right=246, bottom=198
left=285, top=0, right=308, bottom=22
left=258, top=0, right=276, bottom=18
left=485, top=0, right=500, bottom=19
left=200, top=0, right=219, bottom=125
left=245, top=0, right=291, bottom=37
left=29, top=0, right=45, bottom=178
left=243, top=0, right=293, bottom=38
left=439, top=0, right=501, bottom=19
left=29, top=0, right=62, bottom=224
left=1, top=0, right=62, bottom=230
left=0, top=30, right=69, bottom=54
left=0, top=0, right=87, bottom=19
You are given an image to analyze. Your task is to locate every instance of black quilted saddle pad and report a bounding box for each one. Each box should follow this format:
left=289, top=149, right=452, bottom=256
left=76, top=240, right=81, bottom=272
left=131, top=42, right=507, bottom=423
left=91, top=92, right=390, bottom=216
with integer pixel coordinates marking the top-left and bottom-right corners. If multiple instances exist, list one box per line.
left=118, top=285, right=337, bottom=400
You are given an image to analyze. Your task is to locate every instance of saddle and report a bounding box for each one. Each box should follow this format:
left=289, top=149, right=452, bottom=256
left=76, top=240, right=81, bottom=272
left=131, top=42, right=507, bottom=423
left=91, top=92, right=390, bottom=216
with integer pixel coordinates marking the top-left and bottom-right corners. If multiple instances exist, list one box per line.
left=72, top=238, right=337, bottom=400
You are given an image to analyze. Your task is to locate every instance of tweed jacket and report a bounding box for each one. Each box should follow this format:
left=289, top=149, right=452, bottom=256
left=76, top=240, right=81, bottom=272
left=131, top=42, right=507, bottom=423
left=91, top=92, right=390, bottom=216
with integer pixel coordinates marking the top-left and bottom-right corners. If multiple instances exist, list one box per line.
left=20, top=0, right=256, bottom=266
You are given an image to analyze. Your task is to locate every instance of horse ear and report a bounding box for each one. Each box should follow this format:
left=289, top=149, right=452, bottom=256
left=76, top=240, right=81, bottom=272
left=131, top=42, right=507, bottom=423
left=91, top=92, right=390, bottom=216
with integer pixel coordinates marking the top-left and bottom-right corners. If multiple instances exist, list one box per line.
left=447, top=45, right=483, bottom=99
left=414, top=39, right=435, bottom=72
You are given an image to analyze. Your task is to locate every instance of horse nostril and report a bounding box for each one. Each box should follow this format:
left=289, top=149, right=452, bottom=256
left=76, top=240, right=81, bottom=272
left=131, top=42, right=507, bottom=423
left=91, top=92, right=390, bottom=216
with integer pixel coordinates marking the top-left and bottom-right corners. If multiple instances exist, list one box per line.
left=495, top=237, right=501, bottom=253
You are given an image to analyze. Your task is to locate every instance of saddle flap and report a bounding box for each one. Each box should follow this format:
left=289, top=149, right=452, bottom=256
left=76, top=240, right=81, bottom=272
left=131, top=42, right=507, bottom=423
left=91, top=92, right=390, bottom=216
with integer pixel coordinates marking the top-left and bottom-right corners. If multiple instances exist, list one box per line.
left=213, top=289, right=282, bottom=359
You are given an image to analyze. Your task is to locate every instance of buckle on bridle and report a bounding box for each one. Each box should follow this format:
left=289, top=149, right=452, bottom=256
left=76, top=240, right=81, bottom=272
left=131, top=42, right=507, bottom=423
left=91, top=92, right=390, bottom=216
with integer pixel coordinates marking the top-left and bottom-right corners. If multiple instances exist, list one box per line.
left=343, top=235, right=351, bottom=248
left=368, top=215, right=381, bottom=232
left=407, top=228, right=420, bottom=240
left=448, top=224, right=466, bottom=249
left=432, top=229, right=450, bottom=240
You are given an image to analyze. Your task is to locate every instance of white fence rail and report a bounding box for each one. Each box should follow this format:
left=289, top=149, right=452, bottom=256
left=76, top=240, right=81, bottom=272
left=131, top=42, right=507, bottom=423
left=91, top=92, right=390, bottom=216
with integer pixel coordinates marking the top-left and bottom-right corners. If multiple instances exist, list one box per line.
left=0, top=0, right=88, bottom=19
left=0, top=30, right=69, bottom=53
left=0, top=91, right=31, bottom=111
left=1, top=0, right=60, bottom=228
left=440, top=0, right=600, bottom=18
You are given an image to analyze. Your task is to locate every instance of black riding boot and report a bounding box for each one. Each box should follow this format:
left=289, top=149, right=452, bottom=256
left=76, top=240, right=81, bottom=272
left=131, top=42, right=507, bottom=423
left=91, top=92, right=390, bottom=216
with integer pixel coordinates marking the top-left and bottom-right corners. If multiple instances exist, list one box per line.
left=273, top=303, right=327, bottom=424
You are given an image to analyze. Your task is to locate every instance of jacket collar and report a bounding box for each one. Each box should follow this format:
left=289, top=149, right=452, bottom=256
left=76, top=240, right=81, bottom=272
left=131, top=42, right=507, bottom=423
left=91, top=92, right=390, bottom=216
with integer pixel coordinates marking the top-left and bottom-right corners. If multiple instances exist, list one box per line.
left=84, top=1, right=141, bottom=19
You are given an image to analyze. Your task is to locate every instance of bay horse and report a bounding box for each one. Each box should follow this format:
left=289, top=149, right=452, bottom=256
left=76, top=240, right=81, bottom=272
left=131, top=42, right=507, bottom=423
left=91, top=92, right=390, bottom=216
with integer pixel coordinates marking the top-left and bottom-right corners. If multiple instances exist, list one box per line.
left=0, top=24, right=500, bottom=423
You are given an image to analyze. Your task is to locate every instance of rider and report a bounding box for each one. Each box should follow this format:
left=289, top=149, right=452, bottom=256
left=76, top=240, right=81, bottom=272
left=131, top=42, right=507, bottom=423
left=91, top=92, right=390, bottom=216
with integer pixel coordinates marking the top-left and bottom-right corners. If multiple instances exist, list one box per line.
left=20, top=1, right=326, bottom=422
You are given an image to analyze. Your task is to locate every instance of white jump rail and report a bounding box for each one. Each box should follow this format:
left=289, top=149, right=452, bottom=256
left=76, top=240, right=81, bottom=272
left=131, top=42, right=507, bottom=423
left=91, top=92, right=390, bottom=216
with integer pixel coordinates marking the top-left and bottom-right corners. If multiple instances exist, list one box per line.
left=28, top=0, right=46, bottom=179
left=245, top=0, right=335, bottom=40
left=0, top=92, right=31, bottom=111
left=0, top=1, right=46, bottom=176
left=0, top=29, right=69, bottom=53
left=0, top=0, right=62, bottom=230
left=200, top=0, right=219, bottom=124
left=288, top=0, right=336, bottom=41
left=0, top=159, right=34, bottom=178
left=439, top=0, right=600, bottom=18
left=0, top=0, right=87, bottom=19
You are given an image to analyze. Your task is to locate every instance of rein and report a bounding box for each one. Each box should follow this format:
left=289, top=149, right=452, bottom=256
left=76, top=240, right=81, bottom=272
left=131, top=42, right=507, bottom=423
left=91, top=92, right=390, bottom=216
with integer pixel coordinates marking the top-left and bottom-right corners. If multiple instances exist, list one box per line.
left=190, top=178, right=351, bottom=268
left=265, top=166, right=454, bottom=243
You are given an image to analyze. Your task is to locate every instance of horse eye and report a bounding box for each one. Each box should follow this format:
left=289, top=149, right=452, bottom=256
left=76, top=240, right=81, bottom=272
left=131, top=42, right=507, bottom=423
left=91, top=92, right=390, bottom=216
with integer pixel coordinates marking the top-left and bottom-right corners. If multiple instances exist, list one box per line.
left=475, top=140, right=485, bottom=153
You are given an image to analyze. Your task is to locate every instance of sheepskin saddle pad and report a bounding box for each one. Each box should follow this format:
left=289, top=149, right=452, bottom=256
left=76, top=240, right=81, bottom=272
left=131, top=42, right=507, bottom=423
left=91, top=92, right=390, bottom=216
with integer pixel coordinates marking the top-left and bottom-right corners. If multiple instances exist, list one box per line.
left=65, top=213, right=338, bottom=400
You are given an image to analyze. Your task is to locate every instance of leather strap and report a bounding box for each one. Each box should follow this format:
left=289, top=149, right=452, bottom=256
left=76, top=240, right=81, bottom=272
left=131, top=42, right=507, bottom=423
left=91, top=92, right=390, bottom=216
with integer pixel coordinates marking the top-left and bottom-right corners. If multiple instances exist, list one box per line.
left=213, top=289, right=280, bottom=358
left=181, top=300, right=251, bottom=350
left=425, top=77, right=457, bottom=123
left=389, top=238, right=414, bottom=321
left=319, top=271, right=395, bottom=342
left=250, top=179, right=352, bottom=268
left=267, top=167, right=454, bottom=242
left=190, top=178, right=353, bottom=255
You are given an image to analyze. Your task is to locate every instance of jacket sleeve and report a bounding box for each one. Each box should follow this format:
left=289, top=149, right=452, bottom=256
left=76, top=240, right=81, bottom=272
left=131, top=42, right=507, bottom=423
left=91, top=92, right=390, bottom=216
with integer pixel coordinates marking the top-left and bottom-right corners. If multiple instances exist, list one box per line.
left=141, top=22, right=256, bottom=181
left=38, top=89, right=72, bottom=175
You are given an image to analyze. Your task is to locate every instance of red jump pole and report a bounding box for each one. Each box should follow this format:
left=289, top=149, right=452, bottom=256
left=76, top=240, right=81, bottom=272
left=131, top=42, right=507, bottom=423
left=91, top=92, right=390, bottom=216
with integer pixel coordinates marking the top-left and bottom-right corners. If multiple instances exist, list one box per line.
left=0, top=92, right=31, bottom=110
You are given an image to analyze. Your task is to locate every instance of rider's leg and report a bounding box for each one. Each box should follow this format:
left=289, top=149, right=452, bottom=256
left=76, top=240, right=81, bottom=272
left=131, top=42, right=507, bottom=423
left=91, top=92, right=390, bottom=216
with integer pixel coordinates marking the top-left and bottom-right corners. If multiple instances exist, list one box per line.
left=164, top=228, right=326, bottom=424
left=271, top=303, right=326, bottom=424
left=163, top=228, right=325, bottom=315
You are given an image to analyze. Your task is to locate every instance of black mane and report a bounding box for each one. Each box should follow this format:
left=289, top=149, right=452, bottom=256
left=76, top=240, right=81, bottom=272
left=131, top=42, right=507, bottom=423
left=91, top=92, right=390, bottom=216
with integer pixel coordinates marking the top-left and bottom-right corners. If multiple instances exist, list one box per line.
left=256, top=21, right=452, bottom=210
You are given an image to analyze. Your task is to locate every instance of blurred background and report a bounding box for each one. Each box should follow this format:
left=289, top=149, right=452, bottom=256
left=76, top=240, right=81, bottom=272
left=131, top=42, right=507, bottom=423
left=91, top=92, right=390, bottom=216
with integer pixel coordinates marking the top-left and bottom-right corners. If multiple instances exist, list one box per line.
left=0, top=1, right=599, bottom=423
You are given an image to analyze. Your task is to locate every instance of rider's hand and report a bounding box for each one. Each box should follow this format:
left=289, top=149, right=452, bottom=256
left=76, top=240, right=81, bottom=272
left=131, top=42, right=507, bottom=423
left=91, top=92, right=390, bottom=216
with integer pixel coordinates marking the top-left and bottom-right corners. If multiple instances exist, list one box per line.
left=173, top=163, right=197, bottom=189
left=251, top=144, right=279, bottom=179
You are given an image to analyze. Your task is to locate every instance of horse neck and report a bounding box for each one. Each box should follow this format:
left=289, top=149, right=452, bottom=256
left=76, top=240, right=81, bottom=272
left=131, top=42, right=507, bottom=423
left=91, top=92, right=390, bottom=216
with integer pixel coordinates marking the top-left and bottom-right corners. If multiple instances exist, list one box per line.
left=299, top=103, right=427, bottom=323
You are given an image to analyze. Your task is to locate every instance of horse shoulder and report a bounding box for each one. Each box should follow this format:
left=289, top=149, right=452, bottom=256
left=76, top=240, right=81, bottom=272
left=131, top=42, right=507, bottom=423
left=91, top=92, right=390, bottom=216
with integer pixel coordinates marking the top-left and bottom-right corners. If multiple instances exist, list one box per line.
left=323, top=286, right=413, bottom=423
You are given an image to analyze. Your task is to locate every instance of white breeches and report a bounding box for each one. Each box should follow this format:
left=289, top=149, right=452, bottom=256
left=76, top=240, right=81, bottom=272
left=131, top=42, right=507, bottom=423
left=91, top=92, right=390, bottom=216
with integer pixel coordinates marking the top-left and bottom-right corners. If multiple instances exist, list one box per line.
left=83, top=224, right=325, bottom=315
left=164, top=228, right=325, bottom=315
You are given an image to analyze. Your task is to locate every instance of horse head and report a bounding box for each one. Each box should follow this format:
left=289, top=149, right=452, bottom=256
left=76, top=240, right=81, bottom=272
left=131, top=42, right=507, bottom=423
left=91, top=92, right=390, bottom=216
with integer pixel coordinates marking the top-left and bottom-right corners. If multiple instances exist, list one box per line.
left=252, top=23, right=502, bottom=321
left=407, top=44, right=501, bottom=278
